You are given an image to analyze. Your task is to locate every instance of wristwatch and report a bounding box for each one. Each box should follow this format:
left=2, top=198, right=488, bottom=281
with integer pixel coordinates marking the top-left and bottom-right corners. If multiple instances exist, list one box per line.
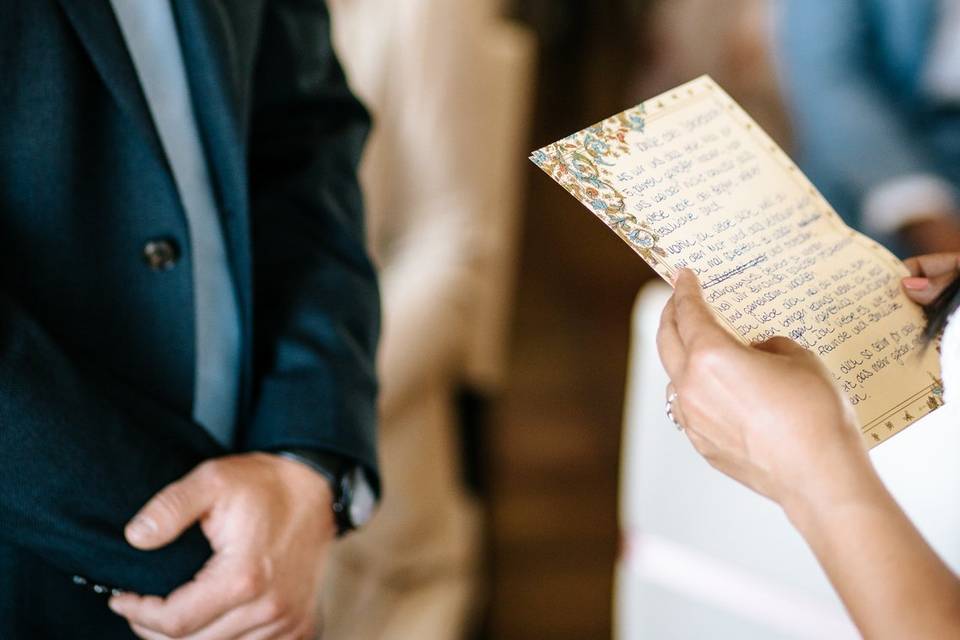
left=275, top=449, right=377, bottom=536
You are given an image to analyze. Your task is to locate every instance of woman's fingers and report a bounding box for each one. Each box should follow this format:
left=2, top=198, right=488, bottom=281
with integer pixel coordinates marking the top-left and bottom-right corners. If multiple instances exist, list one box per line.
left=664, top=382, right=689, bottom=429
left=684, top=426, right=719, bottom=461
left=901, top=254, right=960, bottom=304
left=752, top=335, right=806, bottom=356
left=667, top=381, right=713, bottom=450
left=902, top=270, right=959, bottom=305
left=657, top=297, right=686, bottom=380
left=672, top=269, right=734, bottom=347
left=659, top=269, right=734, bottom=383
left=903, top=252, right=960, bottom=278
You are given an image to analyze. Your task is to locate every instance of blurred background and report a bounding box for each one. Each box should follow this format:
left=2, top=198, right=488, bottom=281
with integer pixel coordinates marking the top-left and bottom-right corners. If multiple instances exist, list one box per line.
left=487, top=1, right=787, bottom=638
left=324, top=0, right=960, bottom=638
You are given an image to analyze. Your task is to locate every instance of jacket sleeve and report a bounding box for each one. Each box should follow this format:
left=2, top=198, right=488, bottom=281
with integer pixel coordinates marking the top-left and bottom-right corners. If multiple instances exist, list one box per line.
left=775, top=0, right=939, bottom=227
left=244, top=0, right=381, bottom=492
left=0, top=290, right=223, bottom=596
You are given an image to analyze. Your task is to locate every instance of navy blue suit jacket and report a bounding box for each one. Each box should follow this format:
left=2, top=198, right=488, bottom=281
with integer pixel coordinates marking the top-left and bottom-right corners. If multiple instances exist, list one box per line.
left=0, top=1, right=379, bottom=636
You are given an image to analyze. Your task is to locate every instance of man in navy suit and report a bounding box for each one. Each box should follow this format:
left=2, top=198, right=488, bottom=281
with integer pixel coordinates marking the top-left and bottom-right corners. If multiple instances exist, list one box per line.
left=777, top=0, right=960, bottom=254
left=0, top=1, right=379, bottom=637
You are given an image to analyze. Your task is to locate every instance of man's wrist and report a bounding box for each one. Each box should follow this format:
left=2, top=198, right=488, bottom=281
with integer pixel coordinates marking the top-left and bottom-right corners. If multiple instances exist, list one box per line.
left=270, top=449, right=376, bottom=536
left=267, top=451, right=335, bottom=514
left=274, top=449, right=340, bottom=490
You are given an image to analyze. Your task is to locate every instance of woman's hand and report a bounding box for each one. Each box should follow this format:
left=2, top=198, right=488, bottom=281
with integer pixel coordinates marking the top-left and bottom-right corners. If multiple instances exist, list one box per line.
left=658, top=267, right=960, bottom=639
left=656, top=269, right=873, bottom=513
left=902, top=252, right=960, bottom=305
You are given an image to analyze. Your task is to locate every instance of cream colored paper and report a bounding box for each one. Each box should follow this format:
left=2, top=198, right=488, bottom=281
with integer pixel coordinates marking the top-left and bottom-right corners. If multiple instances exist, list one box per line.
left=531, top=76, right=942, bottom=447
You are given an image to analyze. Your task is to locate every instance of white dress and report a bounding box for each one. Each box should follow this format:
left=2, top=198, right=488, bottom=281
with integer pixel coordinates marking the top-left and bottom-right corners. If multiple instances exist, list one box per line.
left=871, top=313, right=960, bottom=572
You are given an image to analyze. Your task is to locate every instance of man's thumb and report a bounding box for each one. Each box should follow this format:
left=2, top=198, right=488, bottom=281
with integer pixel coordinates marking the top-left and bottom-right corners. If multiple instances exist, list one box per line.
left=125, top=466, right=215, bottom=550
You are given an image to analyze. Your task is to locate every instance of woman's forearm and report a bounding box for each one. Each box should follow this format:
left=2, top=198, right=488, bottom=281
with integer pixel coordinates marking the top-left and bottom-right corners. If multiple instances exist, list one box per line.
left=784, top=455, right=960, bottom=639
left=656, top=268, right=960, bottom=637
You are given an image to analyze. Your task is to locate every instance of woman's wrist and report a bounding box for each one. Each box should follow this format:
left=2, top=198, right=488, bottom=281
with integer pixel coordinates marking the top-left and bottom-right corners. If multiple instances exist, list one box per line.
left=772, top=416, right=874, bottom=514
left=779, top=441, right=888, bottom=535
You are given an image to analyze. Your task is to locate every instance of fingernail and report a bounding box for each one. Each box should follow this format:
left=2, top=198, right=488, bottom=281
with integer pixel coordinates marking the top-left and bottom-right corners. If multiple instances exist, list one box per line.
left=903, top=277, right=929, bottom=291
left=125, top=515, right=157, bottom=543
left=108, top=597, right=124, bottom=614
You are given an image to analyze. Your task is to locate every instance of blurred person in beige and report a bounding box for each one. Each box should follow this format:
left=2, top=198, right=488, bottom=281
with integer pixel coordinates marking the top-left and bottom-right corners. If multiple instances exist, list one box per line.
left=323, top=0, right=534, bottom=638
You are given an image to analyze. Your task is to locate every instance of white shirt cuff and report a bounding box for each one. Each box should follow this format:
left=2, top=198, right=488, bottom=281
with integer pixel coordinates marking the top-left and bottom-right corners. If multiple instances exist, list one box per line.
left=861, top=174, right=958, bottom=236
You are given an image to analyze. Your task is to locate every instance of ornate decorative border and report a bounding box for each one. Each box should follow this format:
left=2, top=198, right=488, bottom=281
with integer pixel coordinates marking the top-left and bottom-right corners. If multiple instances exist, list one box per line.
left=531, top=105, right=668, bottom=267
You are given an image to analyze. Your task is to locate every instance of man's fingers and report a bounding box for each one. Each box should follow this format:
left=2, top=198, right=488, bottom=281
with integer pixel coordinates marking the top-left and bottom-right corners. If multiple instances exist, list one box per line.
left=672, top=269, right=732, bottom=346
left=272, top=617, right=317, bottom=640
left=207, top=609, right=292, bottom=640
left=173, top=586, right=298, bottom=640
left=129, top=622, right=169, bottom=640
left=126, top=463, right=218, bottom=550
left=657, top=297, right=686, bottom=379
left=111, top=555, right=267, bottom=637
left=903, top=252, right=960, bottom=279
left=236, top=616, right=299, bottom=640
left=157, top=598, right=293, bottom=640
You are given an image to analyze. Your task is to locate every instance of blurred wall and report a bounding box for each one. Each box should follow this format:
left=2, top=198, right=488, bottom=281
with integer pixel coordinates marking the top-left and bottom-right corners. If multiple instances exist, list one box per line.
left=637, top=0, right=791, bottom=146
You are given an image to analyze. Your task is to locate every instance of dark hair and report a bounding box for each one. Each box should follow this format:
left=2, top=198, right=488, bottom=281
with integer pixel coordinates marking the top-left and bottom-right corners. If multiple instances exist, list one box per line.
left=925, top=277, right=960, bottom=340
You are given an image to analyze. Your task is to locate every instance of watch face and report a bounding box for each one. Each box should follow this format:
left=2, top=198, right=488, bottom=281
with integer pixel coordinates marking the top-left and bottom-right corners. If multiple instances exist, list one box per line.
left=347, top=467, right=376, bottom=527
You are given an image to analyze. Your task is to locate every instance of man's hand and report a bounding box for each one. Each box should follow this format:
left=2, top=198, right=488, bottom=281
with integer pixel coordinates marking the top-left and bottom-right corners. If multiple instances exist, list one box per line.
left=108, top=453, right=335, bottom=640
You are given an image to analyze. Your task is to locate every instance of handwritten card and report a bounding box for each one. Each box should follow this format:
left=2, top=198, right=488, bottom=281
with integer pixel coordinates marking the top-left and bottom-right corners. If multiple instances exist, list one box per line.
left=531, top=76, right=942, bottom=447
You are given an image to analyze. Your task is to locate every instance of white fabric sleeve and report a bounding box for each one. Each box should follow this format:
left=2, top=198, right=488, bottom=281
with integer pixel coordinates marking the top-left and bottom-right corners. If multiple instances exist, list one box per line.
left=861, top=174, right=958, bottom=236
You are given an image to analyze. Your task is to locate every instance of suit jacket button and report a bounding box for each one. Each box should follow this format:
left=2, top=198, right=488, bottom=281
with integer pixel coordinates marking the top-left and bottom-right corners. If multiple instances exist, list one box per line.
left=143, top=238, right=181, bottom=271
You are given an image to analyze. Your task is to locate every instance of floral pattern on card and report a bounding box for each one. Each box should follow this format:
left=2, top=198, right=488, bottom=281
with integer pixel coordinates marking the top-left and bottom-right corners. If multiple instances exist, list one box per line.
left=531, top=105, right=668, bottom=267
left=530, top=75, right=943, bottom=448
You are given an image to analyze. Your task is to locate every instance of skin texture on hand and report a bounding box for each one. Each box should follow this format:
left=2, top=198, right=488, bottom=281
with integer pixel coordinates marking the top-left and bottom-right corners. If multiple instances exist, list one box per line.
left=656, top=269, right=870, bottom=509
left=657, top=265, right=960, bottom=638
left=902, top=252, right=960, bottom=305
left=108, top=453, right=335, bottom=640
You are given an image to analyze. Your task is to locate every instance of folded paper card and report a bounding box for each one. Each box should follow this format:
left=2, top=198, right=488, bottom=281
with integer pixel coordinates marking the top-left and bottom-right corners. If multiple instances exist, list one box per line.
left=531, top=75, right=942, bottom=447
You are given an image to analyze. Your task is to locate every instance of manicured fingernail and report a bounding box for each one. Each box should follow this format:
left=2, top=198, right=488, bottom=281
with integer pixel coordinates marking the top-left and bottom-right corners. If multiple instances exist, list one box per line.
left=108, top=596, right=124, bottom=614
left=125, top=515, right=157, bottom=543
left=903, top=277, right=929, bottom=291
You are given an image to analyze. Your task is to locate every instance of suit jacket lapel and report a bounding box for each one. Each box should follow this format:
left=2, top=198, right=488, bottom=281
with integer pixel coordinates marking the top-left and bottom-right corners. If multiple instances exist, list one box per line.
left=55, top=0, right=167, bottom=166
left=58, top=0, right=255, bottom=415
left=56, top=0, right=249, bottom=241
